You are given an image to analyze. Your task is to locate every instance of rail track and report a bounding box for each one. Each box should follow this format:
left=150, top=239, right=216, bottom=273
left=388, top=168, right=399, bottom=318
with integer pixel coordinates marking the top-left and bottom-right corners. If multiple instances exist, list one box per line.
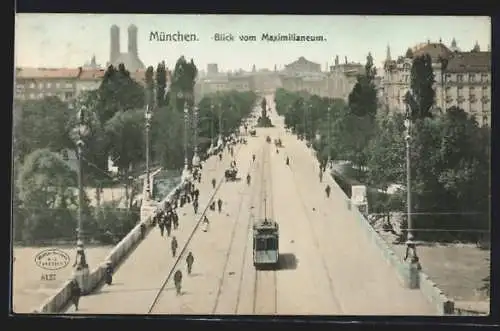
left=211, top=145, right=265, bottom=314
left=147, top=143, right=245, bottom=314
left=251, top=142, right=278, bottom=315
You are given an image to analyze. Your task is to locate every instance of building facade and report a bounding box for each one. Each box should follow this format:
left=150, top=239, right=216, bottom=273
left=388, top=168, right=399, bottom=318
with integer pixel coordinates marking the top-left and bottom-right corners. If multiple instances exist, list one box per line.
left=15, top=68, right=80, bottom=101
left=382, top=39, right=491, bottom=126
left=326, top=55, right=364, bottom=100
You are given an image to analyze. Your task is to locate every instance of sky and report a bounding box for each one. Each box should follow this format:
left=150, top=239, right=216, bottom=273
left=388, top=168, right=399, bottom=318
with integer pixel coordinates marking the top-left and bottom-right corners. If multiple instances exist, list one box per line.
left=15, top=14, right=491, bottom=72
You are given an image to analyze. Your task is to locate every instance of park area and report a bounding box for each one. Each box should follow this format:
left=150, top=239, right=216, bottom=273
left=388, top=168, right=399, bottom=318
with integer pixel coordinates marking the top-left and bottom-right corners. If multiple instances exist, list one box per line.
left=373, top=219, right=490, bottom=314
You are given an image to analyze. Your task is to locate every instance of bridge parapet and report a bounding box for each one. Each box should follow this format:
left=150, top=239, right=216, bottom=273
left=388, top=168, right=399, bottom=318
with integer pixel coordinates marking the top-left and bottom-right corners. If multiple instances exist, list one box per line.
left=325, top=169, right=455, bottom=315
left=33, top=169, right=184, bottom=314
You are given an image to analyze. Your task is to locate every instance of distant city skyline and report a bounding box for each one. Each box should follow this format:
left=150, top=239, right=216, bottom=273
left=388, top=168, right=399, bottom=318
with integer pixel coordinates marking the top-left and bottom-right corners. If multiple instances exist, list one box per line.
left=15, top=14, right=491, bottom=73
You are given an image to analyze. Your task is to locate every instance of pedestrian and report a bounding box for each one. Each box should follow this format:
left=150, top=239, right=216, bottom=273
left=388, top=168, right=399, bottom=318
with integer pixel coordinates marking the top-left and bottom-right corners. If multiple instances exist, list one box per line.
left=325, top=185, right=331, bottom=198
left=186, top=252, right=194, bottom=275
left=171, top=236, right=178, bottom=257
left=217, top=198, right=223, bottom=213
left=173, top=211, right=179, bottom=230
left=219, top=153, right=222, bottom=161
left=193, top=199, right=199, bottom=214
left=212, top=178, right=216, bottom=189
left=70, top=279, right=81, bottom=311
left=174, top=269, right=183, bottom=295
left=404, top=236, right=417, bottom=262
left=140, top=223, right=146, bottom=240
left=159, top=217, right=165, bottom=237
left=202, top=215, right=210, bottom=232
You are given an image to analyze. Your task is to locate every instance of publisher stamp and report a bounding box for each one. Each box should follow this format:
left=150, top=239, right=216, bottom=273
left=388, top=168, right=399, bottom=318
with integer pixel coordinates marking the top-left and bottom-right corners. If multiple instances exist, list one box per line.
left=34, top=248, right=70, bottom=271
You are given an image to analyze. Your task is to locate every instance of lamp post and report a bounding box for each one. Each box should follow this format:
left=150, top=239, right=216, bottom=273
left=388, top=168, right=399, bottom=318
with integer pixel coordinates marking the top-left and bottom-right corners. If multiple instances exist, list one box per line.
left=403, top=95, right=417, bottom=261
left=210, top=104, right=215, bottom=149
left=192, top=106, right=200, bottom=169
left=217, top=103, right=223, bottom=147
left=73, top=105, right=90, bottom=293
left=327, top=105, right=331, bottom=167
left=144, top=105, right=152, bottom=200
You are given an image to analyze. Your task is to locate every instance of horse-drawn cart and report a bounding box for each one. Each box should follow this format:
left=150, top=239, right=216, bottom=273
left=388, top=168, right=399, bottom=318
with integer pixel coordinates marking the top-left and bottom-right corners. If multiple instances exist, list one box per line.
left=225, top=168, right=238, bottom=181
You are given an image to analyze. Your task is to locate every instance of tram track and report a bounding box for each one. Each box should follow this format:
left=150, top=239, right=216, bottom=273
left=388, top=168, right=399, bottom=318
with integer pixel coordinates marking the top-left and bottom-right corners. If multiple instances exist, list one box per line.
left=211, top=145, right=265, bottom=314
left=147, top=143, right=245, bottom=314
left=286, top=140, right=344, bottom=314
left=252, top=142, right=278, bottom=315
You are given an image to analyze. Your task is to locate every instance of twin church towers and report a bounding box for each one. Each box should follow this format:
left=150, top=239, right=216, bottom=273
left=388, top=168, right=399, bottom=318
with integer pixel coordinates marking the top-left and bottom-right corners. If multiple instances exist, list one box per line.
left=108, top=24, right=145, bottom=72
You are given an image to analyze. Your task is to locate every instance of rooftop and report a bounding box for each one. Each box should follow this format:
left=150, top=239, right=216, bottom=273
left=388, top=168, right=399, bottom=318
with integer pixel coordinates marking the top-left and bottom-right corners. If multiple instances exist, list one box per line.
left=285, top=56, right=321, bottom=68
left=446, top=51, right=491, bottom=73
left=411, top=42, right=453, bottom=61
left=16, top=67, right=81, bottom=79
left=79, top=69, right=105, bottom=80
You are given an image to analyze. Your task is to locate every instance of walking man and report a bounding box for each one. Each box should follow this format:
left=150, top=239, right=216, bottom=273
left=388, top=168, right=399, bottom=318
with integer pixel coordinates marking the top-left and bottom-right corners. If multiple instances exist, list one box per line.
left=171, top=236, right=178, bottom=257
left=186, top=251, right=194, bottom=275
left=217, top=198, right=223, bottom=213
left=174, top=269, right=183, bottom=296
left=193, top=199, right=199, bottom=214
left=70, top=279, right=81, bottom=311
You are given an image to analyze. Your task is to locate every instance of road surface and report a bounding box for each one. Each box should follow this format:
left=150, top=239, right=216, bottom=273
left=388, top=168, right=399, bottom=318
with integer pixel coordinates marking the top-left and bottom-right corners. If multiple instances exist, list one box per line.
left=64, top=98, right=437, bottom=315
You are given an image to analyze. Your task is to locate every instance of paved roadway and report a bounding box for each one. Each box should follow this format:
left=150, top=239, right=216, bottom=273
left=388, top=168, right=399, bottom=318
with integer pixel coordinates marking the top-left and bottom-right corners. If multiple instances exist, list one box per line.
left=64, top=138, right=252, bottom=314
left=64, top=98, right=437, bottom=315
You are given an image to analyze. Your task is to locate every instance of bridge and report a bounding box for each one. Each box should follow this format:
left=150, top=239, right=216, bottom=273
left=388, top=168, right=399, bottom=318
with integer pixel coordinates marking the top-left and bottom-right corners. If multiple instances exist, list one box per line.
left=60, top=96, right=443, bottom=316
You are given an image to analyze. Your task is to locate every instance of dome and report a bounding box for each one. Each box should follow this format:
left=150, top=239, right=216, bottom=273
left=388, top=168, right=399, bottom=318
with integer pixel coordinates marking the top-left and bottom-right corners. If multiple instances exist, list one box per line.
left=111, top=52, right=145, bottom=72
left=411, top=42, right=452, bottom=62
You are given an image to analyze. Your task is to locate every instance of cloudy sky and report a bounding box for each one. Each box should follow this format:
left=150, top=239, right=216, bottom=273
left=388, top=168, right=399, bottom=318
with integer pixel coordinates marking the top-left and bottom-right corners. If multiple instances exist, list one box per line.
left=15, top=14, right=491, bottom=72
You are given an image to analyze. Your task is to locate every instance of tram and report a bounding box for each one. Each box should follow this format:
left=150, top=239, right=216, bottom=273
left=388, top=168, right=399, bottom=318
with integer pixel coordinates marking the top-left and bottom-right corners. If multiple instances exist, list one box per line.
left=252, top=218, right=279, bottom=269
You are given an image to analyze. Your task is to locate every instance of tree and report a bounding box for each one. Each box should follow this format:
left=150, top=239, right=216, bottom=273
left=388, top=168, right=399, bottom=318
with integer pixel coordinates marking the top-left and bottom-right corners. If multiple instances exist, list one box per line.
left=366, top=110, right=406, bottom=190
left=155, top=61, right=168, bottom=107
left=16, top=149, right=84, bottom=243
left=348, top=53, right=378, bottom=119
left=170, top=56, right=198, bottom=111
left=409, top=54, right=435, bottom=120
left=104, top=109, right=145, bottom=175
left=145, top=65, right=155, bottom=107
left=97, top=64, right=145, bottom=124
left=14, top=96, right=73, bottom=161
left=68, top=90, right=109, bottom=183
left=152, top=105, right=185, bottom=170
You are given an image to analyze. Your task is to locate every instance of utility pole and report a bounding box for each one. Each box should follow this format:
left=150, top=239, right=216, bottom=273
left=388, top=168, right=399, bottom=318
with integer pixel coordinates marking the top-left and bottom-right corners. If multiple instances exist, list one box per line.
left=327, top=105, right=331, bottom=167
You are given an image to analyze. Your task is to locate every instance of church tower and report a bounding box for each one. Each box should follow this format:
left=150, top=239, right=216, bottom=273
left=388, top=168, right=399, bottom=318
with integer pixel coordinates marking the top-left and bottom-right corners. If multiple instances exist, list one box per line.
left=110, top=25, right=120, bottom=64
left=128, top=24, right=138, bottom=56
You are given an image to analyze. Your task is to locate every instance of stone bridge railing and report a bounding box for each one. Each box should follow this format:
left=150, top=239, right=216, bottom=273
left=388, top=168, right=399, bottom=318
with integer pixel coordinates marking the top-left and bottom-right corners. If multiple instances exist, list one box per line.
left=325, top=169, right=455, bottom=315
left=33, top=168, right=184, bottom=314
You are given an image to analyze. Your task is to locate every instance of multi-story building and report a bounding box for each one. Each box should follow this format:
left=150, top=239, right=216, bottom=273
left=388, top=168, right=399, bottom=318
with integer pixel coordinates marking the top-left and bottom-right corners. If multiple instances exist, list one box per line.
left=75, top=69, right=105, bottom=95
left=326, top=55, right=364, bottom=100
left=15, top=67, right=80, bottom=101
left=382, top=39, right=491, bottom=126
left=284, top=56, right=321, bottom=74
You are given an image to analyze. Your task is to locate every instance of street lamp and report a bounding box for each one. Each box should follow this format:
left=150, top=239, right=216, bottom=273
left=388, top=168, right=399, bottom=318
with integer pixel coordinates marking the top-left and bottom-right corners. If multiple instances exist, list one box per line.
left=327, top=105, right=331, bottom=167
left=403, top=94, right=418, bottom=262
left=73, top=105, right=90, bottom=293
left=217, top=103, right=223, bottom=147
left=182, top=105, right=190, bottom=179
left=192, top=106, right=200, bottom=169
left=210, top=104, right=215, bottom=149
left=144, top=105, right=152, bottom=200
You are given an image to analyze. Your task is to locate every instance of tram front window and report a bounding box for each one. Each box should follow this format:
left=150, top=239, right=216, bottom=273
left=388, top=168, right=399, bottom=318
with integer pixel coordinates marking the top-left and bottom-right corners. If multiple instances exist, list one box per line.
left=255, top=237, right=277, bottom=251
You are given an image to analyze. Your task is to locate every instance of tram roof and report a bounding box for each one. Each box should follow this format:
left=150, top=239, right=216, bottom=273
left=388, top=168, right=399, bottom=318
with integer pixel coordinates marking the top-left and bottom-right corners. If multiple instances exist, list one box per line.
left=253, top=218, right=279, bottom=229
